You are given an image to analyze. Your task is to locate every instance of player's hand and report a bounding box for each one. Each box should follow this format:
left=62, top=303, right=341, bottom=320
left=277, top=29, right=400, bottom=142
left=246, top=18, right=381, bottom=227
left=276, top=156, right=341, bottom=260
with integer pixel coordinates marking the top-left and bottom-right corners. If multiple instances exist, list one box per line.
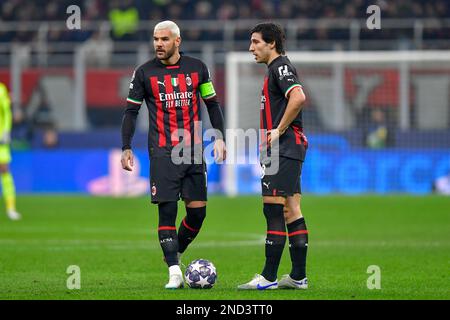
left=213, top=138, right=226, bottom=163
left=121, top=149, right=134, bottom=171
left=267, top=128, right=281, bottom=147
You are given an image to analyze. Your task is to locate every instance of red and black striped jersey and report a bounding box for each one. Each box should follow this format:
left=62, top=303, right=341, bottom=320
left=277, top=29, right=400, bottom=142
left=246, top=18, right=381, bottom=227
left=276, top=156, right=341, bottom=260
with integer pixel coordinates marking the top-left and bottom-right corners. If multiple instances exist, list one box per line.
left=125, top=55, right=216, bottom=157
left=260, top=55, right=305, bottom=161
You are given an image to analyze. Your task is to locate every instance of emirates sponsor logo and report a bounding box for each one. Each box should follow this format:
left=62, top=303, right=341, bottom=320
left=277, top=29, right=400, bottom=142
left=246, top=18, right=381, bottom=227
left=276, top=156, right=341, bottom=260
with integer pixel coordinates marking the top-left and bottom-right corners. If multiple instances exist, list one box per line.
left=159, top=91, right=193, bottom=109
left=159, top=91, right=193, bottom=102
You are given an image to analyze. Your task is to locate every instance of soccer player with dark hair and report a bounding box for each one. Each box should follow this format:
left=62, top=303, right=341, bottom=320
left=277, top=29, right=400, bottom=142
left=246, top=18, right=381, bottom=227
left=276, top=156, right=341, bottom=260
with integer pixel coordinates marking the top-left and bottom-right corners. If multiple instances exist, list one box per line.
left=121, top=20, right=226, bottom=289
left=238, top=23, right=308, bottom=290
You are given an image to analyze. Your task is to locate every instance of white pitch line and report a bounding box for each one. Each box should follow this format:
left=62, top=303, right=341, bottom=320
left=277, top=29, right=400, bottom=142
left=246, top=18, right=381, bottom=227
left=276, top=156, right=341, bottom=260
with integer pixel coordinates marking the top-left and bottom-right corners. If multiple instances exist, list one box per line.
left=0, top=226, right=152, bottom=235
left=2, top=239, right=265, bottom=252
left=0, top=239, right=448, bottom=252
left=0, top=227, right=263, bottom=239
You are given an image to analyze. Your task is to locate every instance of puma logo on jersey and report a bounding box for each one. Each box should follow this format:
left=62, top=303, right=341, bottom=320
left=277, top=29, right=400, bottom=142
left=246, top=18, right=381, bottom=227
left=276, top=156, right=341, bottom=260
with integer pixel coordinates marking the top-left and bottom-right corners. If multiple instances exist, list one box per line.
left=263, top=182, right=271, bottom=189
left=157, top=81, right=165, bottom=87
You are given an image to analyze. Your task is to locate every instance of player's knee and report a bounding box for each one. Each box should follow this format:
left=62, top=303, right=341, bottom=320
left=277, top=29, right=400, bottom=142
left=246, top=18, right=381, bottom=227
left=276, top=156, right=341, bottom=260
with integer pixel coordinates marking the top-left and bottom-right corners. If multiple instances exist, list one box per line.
left=263, top=203, right=284, bottom=220
left=185, top=200, right=207, bottom=208
left=263, top=196, right=285, bottom=205
left=283, top=206, right=290, bottom=219
left=284, top=204, right=301, bottom=222
left=158, top=201, right=178, bottom=225
left=186, top=206, right=206, bottom=222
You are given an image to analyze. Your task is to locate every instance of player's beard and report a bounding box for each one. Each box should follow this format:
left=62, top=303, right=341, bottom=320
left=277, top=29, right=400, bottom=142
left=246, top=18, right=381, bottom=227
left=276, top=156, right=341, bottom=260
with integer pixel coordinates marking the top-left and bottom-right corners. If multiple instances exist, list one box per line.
left=157, top=44, right=177, bottom=61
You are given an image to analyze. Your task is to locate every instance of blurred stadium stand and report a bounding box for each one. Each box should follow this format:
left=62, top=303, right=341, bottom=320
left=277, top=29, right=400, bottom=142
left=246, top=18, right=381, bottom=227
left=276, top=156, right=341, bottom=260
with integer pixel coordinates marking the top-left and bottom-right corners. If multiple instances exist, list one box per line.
left=1, top=0, right=450, bottom=52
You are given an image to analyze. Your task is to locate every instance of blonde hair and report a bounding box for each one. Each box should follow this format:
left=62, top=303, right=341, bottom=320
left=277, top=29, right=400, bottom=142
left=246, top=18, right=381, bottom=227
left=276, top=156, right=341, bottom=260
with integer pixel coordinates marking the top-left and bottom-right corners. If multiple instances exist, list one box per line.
left=154, top=20, right=180, bottom=37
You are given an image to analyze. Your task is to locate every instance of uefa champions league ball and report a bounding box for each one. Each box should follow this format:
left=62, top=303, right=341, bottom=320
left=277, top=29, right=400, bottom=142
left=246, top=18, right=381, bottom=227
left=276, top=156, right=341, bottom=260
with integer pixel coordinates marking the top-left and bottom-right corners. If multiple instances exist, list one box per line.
left=184, top=259, right=217, bottom=289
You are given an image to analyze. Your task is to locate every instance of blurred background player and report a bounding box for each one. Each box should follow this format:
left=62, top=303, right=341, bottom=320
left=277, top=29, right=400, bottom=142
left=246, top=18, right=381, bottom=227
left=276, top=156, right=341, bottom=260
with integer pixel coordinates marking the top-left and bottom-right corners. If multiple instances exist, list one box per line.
left=120, top=20, right=226, bottom=289
left=364, top=108, right=390, bottom=149
left=239, top=23, right=308, bottom=290
left=0, top=82, right=21, bottom=220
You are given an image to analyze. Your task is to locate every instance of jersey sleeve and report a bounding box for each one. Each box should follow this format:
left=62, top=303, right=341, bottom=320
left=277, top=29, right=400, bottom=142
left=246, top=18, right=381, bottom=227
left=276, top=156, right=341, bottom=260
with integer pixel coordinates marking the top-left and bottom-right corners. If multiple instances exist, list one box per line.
left=198, top=62, right=217, bottom=100
left=272, top=63, right=302, bottom=98
left=122, top=67, right=144, bottom=150
left=126, top=67, right=145, bottom=106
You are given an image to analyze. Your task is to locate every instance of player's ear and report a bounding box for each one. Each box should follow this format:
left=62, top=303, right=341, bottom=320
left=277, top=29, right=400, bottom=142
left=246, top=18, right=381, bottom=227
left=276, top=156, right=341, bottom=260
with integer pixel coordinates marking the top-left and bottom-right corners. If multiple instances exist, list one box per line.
left=269, top=41, right=276, bottom=51
left=175, top=36, right=181, bottom=47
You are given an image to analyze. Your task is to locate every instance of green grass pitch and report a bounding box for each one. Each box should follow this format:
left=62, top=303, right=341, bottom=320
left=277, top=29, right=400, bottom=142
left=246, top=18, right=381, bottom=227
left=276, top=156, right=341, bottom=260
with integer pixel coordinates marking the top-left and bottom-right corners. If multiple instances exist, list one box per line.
left=0, top=195, right=448, bottom=300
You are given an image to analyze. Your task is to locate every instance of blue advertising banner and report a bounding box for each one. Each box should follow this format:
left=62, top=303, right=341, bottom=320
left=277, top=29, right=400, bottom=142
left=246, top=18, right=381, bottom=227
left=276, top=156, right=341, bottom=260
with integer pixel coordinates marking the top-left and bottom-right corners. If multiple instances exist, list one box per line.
left=11, top=149, right=222, bottom=195
left=10, top=148, right=450, bottom=194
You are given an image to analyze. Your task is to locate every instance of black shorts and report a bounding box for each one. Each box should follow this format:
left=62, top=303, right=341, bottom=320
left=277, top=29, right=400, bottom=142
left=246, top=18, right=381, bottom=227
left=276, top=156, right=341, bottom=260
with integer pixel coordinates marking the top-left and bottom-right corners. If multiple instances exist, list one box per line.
left=261, top=156, right=303, bottom=197
left=150, top=157, right=207, bottom=204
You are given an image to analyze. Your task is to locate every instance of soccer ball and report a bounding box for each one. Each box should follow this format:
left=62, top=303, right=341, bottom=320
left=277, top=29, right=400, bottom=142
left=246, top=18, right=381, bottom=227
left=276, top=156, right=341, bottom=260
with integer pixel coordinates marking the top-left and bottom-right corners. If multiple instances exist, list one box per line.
left=184, top=259, right=217, bottom=289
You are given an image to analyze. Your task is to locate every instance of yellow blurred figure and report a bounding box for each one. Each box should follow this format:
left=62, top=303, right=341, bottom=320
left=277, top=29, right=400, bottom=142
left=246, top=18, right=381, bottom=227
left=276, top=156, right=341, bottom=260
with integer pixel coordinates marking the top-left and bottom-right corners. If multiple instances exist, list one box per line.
left=0, top=82, right=21, bottom=220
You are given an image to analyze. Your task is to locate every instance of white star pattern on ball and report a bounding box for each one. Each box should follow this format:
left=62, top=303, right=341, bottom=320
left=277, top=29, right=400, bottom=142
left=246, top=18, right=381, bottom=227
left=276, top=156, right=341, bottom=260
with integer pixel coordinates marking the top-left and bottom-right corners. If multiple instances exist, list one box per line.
left=184, top=259, right=217, bottom=289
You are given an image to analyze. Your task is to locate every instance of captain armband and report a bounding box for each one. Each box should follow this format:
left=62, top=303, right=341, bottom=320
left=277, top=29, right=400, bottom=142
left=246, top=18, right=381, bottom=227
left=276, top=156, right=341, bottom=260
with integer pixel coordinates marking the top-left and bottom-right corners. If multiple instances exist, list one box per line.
left=199, top=81, right=216, bottom=99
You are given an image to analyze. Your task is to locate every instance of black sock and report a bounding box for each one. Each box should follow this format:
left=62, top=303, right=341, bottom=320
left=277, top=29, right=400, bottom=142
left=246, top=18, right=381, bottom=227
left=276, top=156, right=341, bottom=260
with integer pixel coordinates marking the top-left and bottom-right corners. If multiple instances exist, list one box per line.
left=287, top=217, right=308, bottom=280
left=261, top=203, right=286, bottom=282
left=177, top=206, right=206, bottom=254
left=158, top=202, right=179, bottom=267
